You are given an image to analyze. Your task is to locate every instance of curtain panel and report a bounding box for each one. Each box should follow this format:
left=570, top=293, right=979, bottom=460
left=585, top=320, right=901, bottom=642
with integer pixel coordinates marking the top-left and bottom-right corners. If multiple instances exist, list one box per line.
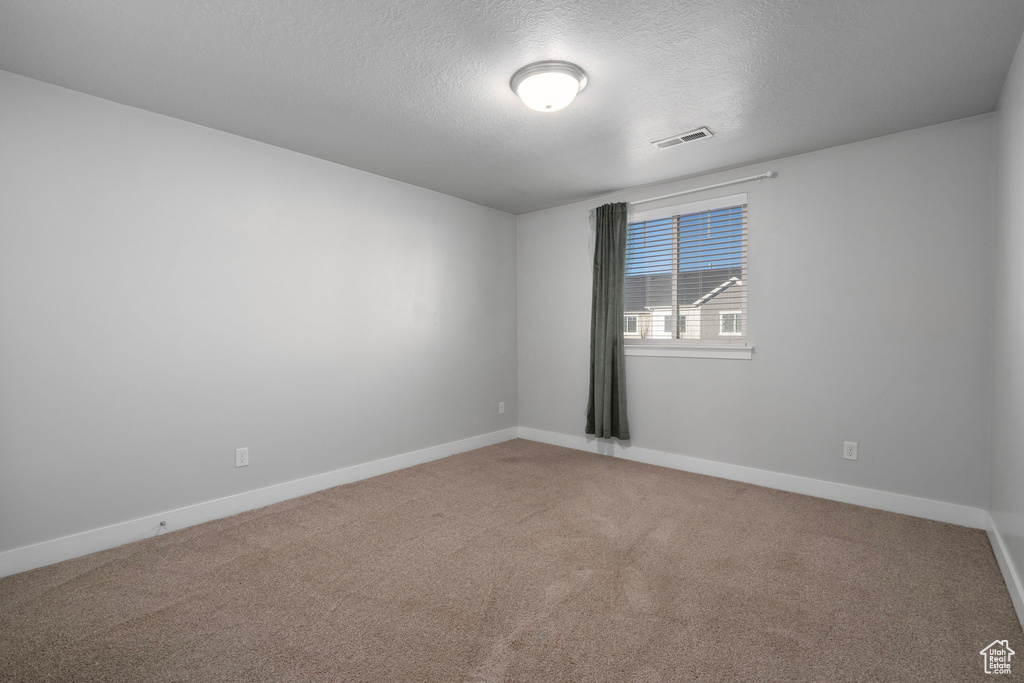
left=586, top=202, right=631, bottom=440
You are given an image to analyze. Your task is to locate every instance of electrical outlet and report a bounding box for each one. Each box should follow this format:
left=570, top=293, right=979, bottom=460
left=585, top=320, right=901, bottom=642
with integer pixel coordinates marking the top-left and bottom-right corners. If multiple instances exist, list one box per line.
left=498, top=402, right=505, bottom=415
left=843, top=441, right=858, bottom=461
left=235, top=447, right=249, bottom=468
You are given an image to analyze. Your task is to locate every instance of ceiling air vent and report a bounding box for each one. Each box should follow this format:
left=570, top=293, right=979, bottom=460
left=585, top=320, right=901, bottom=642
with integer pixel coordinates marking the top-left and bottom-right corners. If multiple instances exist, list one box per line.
left=653, top=127, right=713, bottom=149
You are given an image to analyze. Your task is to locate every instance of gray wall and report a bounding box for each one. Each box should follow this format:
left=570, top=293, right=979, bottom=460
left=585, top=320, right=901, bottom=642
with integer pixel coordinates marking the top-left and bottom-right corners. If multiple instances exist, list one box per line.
left=518, top=115, right=995, bottom=508
left=993, top=32, right=1024, bottom=600
left=0, top=62, right=1010, bottom=563
left=0, top=71, right=518, bottom=553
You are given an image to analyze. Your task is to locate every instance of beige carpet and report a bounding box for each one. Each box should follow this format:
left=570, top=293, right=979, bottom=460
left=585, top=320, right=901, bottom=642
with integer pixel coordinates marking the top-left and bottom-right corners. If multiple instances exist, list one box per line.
left=1, top=438, right=1021, bottom=682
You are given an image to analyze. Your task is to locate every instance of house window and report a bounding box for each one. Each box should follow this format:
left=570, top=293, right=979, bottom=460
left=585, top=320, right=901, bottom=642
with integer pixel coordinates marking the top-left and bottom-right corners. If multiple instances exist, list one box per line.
left=720, top=311, right=743, bottom=336
left=624, top=315, right=638, bottom=335
left=624, top=193, right=748, bottom=357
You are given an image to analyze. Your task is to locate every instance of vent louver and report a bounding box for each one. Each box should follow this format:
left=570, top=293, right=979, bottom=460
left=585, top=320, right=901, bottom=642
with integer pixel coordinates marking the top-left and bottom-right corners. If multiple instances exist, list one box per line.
left=653, top=127, right=713, bottom=148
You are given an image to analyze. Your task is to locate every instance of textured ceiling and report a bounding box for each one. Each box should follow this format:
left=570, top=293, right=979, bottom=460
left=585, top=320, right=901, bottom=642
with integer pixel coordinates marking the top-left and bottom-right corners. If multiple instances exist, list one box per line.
left=2, top=0, right=1024, bottom=214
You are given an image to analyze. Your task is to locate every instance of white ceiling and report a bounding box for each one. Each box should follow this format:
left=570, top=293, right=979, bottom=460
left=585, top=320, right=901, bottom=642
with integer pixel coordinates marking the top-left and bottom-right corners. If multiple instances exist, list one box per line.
left=2, top=1, right=1023, bottom=215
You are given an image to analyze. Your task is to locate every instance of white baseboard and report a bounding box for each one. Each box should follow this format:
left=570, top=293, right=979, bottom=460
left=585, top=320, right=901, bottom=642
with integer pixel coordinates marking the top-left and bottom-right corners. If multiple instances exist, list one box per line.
left=0, top=428, right=518, bottom=578
left=987, top=512, right=1024, bottom=628
left=516, top=427, right=988, bottom=529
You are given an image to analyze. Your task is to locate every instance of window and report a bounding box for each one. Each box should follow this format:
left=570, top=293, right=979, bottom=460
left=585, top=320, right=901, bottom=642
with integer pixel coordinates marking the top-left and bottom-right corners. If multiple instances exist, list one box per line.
left=720, top=311, right=742, bottom=336
left=624, top=193, right=749, bottom=359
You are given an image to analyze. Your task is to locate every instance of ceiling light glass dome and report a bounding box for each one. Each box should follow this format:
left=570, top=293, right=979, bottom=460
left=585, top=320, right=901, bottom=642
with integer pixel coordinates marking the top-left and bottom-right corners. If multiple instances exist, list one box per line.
left=510, top=61, right=588, bottom=113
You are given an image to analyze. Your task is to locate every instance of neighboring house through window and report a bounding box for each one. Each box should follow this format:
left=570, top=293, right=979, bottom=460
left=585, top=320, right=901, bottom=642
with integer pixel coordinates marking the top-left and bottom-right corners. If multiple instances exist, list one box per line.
left=624, top=193, right=748, bottom=355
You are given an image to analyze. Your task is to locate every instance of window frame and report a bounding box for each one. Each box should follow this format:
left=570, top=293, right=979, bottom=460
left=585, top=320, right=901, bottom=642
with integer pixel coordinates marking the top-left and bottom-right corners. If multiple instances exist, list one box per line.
left=623, top=193, right=752, bottom=360
left=719, top=310, right=743, bottom=336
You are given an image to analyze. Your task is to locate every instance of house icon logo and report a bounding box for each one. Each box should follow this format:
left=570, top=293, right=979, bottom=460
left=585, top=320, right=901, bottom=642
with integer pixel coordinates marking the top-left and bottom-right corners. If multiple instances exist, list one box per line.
left=980, top=640, right=1015, bottom=675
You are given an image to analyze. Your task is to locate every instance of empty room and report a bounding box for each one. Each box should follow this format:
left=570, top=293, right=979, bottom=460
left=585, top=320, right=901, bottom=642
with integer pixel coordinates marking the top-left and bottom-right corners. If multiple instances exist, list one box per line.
left=2, top=1, right=1024, bottom=681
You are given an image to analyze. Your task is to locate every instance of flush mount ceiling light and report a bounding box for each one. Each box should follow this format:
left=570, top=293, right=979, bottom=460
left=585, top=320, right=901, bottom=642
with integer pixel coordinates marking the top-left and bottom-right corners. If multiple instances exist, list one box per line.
left=510, top=61, right=588, bottom=113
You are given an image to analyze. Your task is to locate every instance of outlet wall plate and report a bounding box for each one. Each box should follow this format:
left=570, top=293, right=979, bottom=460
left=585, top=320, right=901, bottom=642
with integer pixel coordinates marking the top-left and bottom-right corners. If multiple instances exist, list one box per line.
left=843, top=441, right=858, bottom=461
left=235, top=447, right=249, bottom=468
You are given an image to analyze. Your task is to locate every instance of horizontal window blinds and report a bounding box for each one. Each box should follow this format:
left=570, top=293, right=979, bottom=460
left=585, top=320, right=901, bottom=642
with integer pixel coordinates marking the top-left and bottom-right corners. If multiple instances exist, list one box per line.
left=624, top=197, right=747, bottom=345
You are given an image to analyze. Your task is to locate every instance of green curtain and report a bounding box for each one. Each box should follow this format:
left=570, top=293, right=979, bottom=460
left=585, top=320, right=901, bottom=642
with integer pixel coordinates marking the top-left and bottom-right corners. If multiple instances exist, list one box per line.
left=586, top=202, right=631, bottom=440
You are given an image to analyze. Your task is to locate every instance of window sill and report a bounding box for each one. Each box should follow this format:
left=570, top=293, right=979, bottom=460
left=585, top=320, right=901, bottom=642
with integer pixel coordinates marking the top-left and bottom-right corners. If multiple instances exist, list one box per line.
left=624, top=344, right=753, bottom=360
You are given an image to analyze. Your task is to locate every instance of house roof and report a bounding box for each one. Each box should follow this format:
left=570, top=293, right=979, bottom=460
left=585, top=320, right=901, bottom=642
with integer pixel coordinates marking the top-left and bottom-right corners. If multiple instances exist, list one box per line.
left=980, top=640, right=1016, bottom=654
left=625, top=267, right=743, bottom=312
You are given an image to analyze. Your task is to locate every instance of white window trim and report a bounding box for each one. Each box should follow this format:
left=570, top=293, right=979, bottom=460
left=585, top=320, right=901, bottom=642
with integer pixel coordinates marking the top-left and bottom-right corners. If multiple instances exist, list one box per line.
left=625, top=345, right=753, bottom=360
left=625, top=192, right=749, bottom=359
left=719, top=310, right=743, bottom=336
left=629, top=192, right=747, bottom=224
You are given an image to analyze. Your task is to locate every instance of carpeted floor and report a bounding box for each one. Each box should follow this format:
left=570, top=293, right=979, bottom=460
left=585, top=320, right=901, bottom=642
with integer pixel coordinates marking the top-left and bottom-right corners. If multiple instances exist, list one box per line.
left=1, top=438, right=1021, bottom=682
